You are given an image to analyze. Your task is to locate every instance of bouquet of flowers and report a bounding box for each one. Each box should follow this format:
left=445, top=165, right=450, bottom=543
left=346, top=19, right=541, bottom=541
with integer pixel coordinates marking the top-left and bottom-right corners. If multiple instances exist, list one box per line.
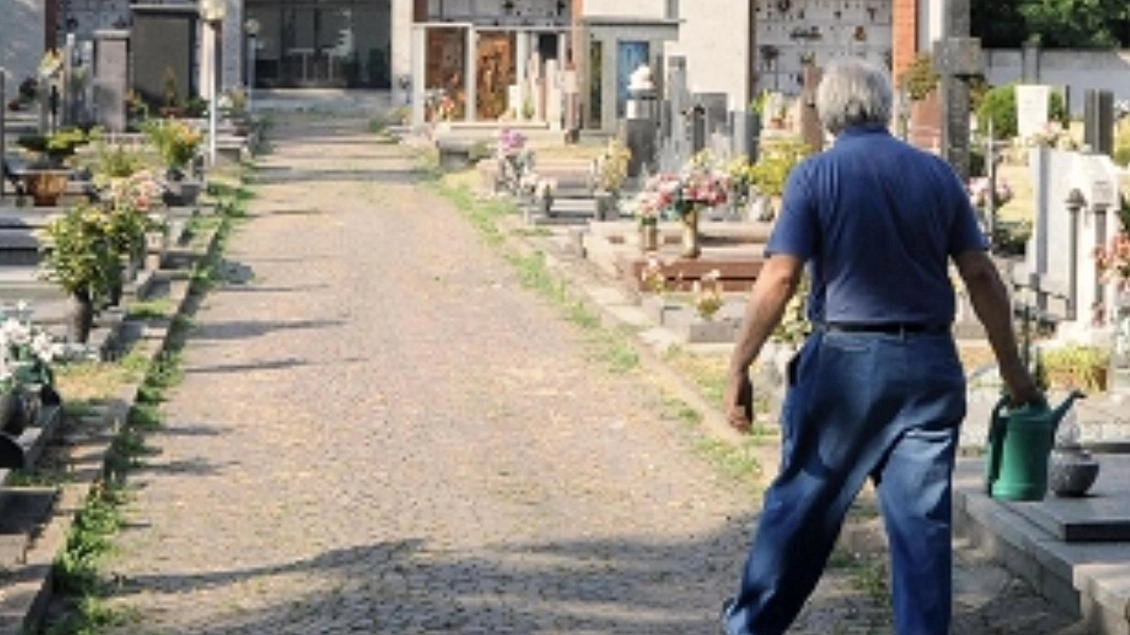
left=641, top=159, right=731, bottom=220
left=0, top=305, right=62, bottom=393
left=1096, top=232, right=1130, bottom=289
left=968, top=176, right=1013, bottom=210
left=103, top=169, right=165, bottom=214
left=497, top=128, right=527, bottom=158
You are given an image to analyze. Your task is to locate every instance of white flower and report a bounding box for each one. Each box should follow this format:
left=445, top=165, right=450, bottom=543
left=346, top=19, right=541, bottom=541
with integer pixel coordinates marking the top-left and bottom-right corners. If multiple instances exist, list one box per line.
left=31, top=332, right=55, bottom=363
left=0, top=317, right=29, bottom=347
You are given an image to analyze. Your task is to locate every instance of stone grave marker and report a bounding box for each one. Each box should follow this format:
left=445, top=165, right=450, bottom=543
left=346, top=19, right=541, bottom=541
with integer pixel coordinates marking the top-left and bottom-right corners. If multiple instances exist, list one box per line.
left=545, top=59, right=563, bottom=130
left=665, top=56, right=691, bottom=168
left=1084, top=89, right=1114, bottom=156
left=1025, top=146, right=1121, bottom=340
left=695, top=92, right=730, bottom=137
left=1015, top=84, right=1050, bottom=140
left=563, top=68, right=579, bottom=137
left=620, top=64, right=658, bottom=179
left=94, top=30, right=130, bottom=133
left=130, top=4, right=198, bottom=110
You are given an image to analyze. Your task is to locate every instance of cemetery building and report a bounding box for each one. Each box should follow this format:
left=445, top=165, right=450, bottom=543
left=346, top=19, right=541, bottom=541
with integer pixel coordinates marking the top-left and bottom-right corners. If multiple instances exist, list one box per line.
left=3, top=0, right=414, bottom=99
left=5, top=0, right=966, bottom=138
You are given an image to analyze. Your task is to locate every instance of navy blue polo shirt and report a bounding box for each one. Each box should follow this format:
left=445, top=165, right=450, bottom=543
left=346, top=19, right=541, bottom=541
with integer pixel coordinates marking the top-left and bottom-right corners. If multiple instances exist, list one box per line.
left=766, top=125, right=988, bottom=325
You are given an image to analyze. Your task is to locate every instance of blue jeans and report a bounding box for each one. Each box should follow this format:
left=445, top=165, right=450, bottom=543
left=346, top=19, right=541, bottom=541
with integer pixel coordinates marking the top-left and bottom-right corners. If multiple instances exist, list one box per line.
left=723, top=329, right=966, bottom=635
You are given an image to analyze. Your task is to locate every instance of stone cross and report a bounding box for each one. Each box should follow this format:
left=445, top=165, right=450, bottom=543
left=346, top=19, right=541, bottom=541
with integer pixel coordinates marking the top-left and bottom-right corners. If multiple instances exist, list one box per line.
left=934, top=36, right=982, bottom=181
left=934, top=0, right=980, bottom=181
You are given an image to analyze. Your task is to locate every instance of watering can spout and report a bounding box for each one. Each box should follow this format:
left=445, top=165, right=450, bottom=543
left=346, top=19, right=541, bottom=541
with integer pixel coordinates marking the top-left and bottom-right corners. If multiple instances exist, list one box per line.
left=1050, top=390, right=1086, bottom=428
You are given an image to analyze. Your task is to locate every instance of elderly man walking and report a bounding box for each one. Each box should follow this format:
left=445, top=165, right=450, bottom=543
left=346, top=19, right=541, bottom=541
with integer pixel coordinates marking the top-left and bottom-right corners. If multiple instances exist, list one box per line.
left=721, top=58, right=1040, bottom=635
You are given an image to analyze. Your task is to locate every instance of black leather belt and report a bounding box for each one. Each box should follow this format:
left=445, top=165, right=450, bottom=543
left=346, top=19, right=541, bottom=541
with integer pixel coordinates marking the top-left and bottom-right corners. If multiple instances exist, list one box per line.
left=823, top=322, right=950, bottom=335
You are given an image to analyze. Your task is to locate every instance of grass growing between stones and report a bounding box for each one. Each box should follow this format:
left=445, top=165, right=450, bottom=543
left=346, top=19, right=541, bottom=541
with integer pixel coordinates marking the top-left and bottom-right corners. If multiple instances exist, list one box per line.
left=40, top=175, right=252, bottom=635
left=124, top=297, right=175, bottom=321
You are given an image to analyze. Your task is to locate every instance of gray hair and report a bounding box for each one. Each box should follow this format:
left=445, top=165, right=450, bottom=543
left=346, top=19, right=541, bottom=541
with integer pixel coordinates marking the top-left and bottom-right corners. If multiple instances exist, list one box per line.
left=816, top=58, right=893, bottom=135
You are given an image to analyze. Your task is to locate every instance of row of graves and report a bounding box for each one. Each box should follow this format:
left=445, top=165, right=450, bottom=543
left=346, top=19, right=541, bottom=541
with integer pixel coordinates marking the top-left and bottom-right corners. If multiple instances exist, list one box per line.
left=0, top=39, right=259, bottom=518
left=479, top=56, right=821, bottom=346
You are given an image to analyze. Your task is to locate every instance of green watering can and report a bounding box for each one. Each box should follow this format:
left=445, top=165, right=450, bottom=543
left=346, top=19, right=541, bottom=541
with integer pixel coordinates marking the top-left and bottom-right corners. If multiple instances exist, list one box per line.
left=986, top=390, right=1085, bottom=501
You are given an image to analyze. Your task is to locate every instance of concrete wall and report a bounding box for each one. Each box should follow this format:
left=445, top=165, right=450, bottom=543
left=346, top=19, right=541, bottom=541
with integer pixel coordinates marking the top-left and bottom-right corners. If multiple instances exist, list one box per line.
left=664, top=0, right=750, bottom=111
left=1, top=0, right=45, bottom=85
left=583, top=0, right=666, bottom=19
left=985, top=49, right=1130, bottom=116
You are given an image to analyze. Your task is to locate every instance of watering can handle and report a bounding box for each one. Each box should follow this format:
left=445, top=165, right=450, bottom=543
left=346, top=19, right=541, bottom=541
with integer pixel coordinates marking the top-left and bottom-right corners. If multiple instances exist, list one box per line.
left=986, top=395, right=1011, bottom=494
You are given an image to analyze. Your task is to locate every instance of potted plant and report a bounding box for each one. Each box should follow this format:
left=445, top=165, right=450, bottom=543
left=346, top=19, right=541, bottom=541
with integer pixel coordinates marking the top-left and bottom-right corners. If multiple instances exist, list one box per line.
left=38, top=205, right=121, bottom=343
left=692, top=270, right=725, bottom=320
left=143, top=119, right=203, bottom=204
left=18, top=128, right=91, bottom=206
left=594, top=138, right=631, bottom=220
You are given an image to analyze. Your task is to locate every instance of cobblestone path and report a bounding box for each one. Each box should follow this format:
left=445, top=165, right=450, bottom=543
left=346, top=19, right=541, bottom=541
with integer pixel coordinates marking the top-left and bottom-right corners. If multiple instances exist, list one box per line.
left=95, top=114, right=759, bottom=634
left=89, top=113, right=1080, bottom=635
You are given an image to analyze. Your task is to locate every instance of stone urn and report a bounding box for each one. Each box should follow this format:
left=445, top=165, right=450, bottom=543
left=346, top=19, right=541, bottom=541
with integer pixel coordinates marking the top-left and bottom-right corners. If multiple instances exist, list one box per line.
left=163, top=177, right=203, bottom=207
left=1049, top=444, right=1101, bottom=497
left=24, top=170, right=70, bottom=207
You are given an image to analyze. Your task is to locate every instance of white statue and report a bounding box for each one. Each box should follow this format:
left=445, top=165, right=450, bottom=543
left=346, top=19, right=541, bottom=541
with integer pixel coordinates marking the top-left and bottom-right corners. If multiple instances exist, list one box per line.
left=628, top=64, right=654, bottom=93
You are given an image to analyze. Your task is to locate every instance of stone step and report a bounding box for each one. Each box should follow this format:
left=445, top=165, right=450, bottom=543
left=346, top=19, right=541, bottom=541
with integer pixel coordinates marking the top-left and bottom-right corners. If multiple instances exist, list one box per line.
left=955, top=458, right=1130, bottom=634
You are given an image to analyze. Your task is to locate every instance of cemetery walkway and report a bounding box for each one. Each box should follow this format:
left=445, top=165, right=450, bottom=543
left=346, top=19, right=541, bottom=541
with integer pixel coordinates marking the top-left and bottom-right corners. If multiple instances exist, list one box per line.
left=86, top=113, right=1077, bottom=634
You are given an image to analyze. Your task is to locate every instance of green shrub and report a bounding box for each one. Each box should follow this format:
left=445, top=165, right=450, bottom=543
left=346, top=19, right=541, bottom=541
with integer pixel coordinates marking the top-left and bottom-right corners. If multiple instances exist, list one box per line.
left=1115, top=118, right=1130, bottom=167
left=976, top=83, right=1069, bottom=139
left=897, top=53, right=939, bottom=102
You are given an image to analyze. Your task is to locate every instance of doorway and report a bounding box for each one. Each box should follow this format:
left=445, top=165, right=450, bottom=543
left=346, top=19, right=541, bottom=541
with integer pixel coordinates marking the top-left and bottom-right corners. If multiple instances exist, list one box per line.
left=246, top=0, right=392, bottom=88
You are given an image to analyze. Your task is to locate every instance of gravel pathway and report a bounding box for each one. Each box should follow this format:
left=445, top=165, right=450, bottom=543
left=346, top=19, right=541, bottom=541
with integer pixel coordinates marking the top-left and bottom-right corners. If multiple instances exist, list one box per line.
left=75, top=113, right=1080, bottom=635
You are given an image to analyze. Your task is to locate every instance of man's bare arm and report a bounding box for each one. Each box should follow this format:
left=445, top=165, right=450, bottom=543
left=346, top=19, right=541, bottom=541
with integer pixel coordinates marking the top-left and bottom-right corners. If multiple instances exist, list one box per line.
left=724, top=254, right=805, bottom=430
left=953, top=249, right=1040, bottom=404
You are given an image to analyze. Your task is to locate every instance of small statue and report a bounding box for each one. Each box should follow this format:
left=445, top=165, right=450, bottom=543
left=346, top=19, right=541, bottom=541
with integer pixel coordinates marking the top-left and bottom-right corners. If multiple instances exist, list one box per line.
left=628, top=64, right=654, bottom=94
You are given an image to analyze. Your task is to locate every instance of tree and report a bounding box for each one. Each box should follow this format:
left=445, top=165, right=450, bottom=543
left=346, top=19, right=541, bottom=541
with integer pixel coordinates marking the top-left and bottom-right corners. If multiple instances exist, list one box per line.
left=1020, top=0, right=1125, bottom=47
left=972, top=0, right=1028, bottom=48
left=973, top=0, right=1130, bottom=48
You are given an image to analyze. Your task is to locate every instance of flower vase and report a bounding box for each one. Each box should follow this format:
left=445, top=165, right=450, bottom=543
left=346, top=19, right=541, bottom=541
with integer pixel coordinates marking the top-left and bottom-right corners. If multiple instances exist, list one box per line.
left=681, top=207, right=702, bottom=259
left=69, top=292, right=95, bottom=344
left=595, top=190, right=618, bottom=221
left=639, top=219, right=659, bottom=252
